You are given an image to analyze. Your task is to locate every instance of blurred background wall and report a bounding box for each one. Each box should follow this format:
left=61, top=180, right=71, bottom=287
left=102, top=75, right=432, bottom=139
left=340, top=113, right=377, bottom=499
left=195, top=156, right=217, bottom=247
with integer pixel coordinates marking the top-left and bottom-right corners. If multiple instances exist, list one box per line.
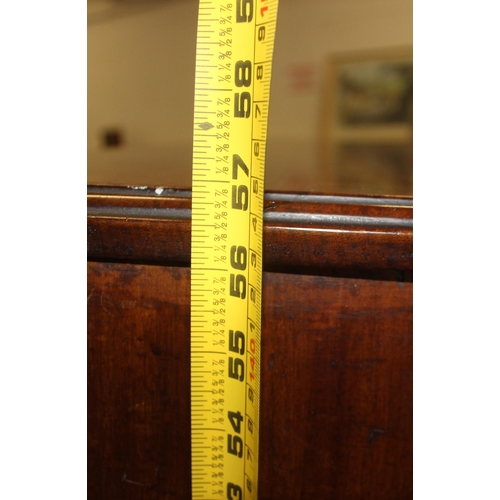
left=87, top=0, right=413, bottom=194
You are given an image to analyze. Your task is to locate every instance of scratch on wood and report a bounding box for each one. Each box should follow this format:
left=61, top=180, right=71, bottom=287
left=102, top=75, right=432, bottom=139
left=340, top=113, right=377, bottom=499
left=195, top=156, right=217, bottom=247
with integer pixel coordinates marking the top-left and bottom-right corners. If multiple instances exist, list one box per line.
left=368, top=428, right=385, bottom=443
left=100, top=290, right=115, bottom=316
left=121, top=474, right=153, bottom=487
left=121, top=466, right=159, bottom=487
left=127, top=401, right=145, bottom=412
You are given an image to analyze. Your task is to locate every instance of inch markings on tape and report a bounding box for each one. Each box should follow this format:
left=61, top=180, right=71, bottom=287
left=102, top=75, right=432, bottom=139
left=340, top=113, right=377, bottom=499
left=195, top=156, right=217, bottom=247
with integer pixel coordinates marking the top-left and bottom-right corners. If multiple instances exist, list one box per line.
left=190, top=1, right=279, bottom=499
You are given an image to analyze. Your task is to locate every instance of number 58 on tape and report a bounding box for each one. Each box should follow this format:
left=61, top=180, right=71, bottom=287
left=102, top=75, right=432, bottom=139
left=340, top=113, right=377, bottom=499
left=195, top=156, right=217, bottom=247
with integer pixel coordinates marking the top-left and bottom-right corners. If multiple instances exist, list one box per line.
left=190, top=0, right=279, bottom=499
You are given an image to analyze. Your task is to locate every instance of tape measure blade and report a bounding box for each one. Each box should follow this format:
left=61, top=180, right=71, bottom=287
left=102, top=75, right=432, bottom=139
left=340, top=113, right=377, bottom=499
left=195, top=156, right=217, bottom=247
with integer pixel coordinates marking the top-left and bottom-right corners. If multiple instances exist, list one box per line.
left=191, top=1, right=279, bottom=499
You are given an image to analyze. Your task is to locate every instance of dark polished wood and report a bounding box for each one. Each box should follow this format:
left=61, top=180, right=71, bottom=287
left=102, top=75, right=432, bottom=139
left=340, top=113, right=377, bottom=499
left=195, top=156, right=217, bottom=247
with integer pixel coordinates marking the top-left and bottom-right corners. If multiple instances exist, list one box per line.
left=88, top=186, right=412, bottom=276
left=88, top=185, right=413, bottom=499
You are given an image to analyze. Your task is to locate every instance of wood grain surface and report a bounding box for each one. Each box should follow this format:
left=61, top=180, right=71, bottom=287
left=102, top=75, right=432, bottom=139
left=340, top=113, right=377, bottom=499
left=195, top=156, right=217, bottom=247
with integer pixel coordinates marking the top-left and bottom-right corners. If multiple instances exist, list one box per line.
left=87, top=186, right=413, bottom=499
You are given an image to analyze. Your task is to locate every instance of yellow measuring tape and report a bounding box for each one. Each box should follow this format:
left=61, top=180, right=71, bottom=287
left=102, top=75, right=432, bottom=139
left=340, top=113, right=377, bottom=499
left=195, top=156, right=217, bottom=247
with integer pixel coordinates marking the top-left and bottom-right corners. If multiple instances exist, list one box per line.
left=190, top=0, right=279, bottom=498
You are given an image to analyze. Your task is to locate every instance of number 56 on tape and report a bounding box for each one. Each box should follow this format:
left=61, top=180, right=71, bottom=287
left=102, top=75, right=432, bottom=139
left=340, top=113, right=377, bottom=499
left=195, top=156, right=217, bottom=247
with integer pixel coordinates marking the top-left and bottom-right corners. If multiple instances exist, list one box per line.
left=190, top=0, right=279, bottom=499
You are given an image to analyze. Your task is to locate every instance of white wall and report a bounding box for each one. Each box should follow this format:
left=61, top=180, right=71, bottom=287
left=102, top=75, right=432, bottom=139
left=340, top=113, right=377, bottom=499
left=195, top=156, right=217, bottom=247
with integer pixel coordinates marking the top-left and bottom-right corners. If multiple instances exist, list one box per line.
left=88, top=0, right=412, bottom=189
left=87, top=0, right=199, bottom=150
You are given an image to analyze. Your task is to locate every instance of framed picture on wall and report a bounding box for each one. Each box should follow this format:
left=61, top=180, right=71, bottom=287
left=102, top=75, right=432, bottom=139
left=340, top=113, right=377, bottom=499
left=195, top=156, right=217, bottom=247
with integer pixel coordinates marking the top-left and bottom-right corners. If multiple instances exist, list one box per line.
left=319, top=48, right=413, bottom=196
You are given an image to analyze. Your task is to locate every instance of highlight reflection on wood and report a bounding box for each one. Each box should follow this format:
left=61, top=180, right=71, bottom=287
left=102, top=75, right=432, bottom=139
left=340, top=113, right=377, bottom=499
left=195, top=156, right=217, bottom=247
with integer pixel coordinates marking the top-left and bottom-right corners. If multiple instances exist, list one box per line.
left=88, top=186, right=413, bottom=499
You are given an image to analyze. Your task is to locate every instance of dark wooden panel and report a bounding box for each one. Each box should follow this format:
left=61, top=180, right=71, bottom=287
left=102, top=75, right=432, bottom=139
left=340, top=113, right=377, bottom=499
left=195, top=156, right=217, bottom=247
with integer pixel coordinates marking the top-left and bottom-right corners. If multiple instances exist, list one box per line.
left=87, top=186, right=413, bottom=275
left=88, top=261, right=412, bottom=499
left=259, top=272, right=412, bottom=500
left=87, top=262, right=191, bottom=500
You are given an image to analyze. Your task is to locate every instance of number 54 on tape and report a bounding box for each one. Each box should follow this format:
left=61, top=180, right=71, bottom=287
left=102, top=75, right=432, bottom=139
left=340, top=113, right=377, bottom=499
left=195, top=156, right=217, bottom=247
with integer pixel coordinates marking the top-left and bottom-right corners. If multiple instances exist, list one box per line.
left=190, top=0, right=279, bottom=499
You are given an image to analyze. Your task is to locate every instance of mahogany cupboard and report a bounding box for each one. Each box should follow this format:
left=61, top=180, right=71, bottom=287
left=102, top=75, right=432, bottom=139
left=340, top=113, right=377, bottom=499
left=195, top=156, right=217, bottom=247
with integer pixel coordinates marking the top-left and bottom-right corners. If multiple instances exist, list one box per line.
left=87, top=185, right=413, bottom=499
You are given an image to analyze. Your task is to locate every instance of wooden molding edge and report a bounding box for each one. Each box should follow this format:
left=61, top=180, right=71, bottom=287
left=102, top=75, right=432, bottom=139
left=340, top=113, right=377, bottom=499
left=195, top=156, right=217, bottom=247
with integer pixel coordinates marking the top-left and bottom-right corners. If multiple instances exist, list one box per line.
left=88, top=185, right=413, bottom=276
